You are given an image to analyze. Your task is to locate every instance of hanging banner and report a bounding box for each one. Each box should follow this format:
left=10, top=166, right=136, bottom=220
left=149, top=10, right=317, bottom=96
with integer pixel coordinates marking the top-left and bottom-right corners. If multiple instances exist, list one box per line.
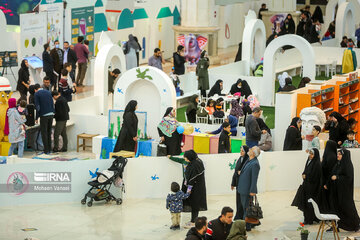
left=20, top=12, right=47, bottom=58
left=39, top=0, right=64, bottom=48
left=71, top=6, right=95, bottom=56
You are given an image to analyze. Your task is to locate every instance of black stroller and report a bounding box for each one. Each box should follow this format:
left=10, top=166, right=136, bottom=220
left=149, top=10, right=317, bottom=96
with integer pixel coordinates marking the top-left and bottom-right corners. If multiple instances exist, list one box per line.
left=81, top=156, right=127, bottom=207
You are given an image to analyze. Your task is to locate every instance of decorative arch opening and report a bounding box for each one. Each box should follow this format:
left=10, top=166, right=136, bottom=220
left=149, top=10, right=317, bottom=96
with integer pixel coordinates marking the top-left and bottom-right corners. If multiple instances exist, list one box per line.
left=262, top=34, right=316, bottom=106
left=113, top=66, right=176, bottom=138
left=242, top=19, right=266, bottom=75
left=94, top=43, right=126, bottom=115
left=335, top=2, right=355, bottom=43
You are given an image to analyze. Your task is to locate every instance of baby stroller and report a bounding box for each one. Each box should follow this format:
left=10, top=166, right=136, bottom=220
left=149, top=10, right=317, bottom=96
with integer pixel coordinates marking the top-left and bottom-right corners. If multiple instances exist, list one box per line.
left=81, top=156, right=127, bottom=207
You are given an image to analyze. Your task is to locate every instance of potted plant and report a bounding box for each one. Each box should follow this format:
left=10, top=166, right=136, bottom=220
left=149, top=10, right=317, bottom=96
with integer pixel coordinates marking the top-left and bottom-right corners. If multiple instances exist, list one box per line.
left=297, top=222, right=309, bottom=240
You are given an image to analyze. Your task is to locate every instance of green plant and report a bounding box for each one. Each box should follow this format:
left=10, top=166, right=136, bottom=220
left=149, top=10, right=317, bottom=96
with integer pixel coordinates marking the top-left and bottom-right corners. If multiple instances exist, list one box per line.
left=136, top=68, right=153, bottom=80
left=297, top=222, right=309, bottom=234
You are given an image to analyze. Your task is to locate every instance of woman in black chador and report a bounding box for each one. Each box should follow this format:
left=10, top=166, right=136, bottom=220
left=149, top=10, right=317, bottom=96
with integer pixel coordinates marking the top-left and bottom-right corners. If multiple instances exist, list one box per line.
left=326, top=149, right=360, bottom=232
left=319, top=140, right=338, bottom=212
left=114, top=100, right=138, bottom=152
left=182, top=150, right=207, bottom=224
left=292, top=148, right=322, bottom=224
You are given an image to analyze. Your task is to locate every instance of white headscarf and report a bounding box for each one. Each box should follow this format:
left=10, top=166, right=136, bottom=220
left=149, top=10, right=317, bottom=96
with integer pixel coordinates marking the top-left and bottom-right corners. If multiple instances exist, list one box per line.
left=278, top=72, right=291, bottom=89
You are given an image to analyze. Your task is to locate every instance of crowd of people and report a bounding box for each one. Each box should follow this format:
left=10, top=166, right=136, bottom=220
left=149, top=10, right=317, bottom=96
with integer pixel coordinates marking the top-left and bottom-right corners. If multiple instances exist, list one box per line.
left=6, top=36, right=94, bottom=156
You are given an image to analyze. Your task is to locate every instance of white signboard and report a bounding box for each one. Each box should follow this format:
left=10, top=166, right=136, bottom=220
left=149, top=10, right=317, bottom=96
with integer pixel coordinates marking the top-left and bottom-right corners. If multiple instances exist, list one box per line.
left=20, top=12, right=47, bottom=58
left=40, top=2, right=64, bottom=48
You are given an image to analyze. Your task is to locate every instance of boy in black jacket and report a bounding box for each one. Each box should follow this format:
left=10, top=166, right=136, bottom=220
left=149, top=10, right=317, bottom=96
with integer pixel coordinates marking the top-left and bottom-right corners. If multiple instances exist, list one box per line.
left=52, top=91, right=70, bottom=152
left=218, top=122, right=231, bottom=153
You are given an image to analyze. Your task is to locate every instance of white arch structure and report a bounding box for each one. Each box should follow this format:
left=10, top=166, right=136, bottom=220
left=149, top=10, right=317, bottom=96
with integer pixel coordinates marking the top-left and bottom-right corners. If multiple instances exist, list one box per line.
left=242, top=17, right=266, bottom=75
left=94, top=33, right=127, bottom=115
left=263, top=34, right=316, bottom=106
left=113, top=66, right=176, bottom=139
left=321, top=0, right=345, bottom=38
left=335, top=2, right=356, bottom=44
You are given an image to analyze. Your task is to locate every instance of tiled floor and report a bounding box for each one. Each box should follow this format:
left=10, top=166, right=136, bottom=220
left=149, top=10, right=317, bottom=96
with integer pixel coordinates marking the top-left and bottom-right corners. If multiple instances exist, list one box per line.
left=2, top=190, right=360, bottom=240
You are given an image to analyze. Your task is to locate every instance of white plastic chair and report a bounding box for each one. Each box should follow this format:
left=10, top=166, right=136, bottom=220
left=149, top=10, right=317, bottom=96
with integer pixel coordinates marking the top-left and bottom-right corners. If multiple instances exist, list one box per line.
left=212, top=117, right=225, bottom=125
left=325, top=60, right=337, bottom=78
left=308, top=198, right=340, bottom=240
left=196, top=116, right=208, bottom=124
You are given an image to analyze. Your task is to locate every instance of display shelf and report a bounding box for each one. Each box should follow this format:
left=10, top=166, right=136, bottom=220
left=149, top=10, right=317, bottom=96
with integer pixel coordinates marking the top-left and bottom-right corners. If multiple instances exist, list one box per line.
left=296, top=70, right=360, bottom=140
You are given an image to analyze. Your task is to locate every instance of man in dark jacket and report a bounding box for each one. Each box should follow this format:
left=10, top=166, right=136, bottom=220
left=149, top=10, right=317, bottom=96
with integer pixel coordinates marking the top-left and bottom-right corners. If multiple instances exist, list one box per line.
left=50, top=40, right=64, bottom=89
left=42, top=43, right=55, bottom=88
left=173, top=45, right=186, bottom=75
left=34, top=85, right=55, bottom=154
left=52, top=91, right=70, bottom=152
left=238, top=146, right=261, bottom=231
left=186, top=216, right=207, bottom=240
left=63, top=41, right=77, bottom=81
left=245, top=107, right=265, bottom=147
left=218, top=122, right=231, bottom=153
left=205, top=207, right=233, bottom=240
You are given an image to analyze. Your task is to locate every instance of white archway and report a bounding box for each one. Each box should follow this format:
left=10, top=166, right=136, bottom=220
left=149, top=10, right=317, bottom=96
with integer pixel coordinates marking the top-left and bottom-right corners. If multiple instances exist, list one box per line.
left=335, top=2, right=356, bottom=44
left=94, top=36, right=127, bottom=115
left=263, top=34, right=316, bottom=106
left=242, top=19, right=266, bottom=75
left=113, top=66, right=176, bottom=139
left=321, top=0, right=345, bottom=38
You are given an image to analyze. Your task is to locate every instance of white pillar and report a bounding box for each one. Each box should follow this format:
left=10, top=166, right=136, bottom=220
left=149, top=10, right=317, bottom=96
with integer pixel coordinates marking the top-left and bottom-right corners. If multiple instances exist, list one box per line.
left=268, top=0, right=296, bottom=12
left=181, top=0, right=218, bottom=27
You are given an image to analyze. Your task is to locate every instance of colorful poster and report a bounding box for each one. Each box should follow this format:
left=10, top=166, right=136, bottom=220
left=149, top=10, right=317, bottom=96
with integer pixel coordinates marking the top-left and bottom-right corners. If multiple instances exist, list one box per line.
left=177, top=34, right=208, bottom=65
left=39, top=0, right=64, bottom=48
left=71, top=6, right=95, bottom=55
left=0, top=51, right=18, bottom=67
left=0, top=0, right=39, bottom=25
left=20, top=12, right=47, bottom=58
left=270, top=13, right=287, bottom=34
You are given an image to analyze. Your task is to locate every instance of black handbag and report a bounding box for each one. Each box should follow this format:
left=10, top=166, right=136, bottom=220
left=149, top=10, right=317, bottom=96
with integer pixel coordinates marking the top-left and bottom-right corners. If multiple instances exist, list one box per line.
left=246, top=196, right=263, bottom=220
left=157, top=142, right=167, bottom=156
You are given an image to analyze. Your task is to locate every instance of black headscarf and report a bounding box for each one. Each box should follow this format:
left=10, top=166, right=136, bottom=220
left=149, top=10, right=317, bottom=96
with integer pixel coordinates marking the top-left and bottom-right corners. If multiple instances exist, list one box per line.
left=124, top=100, right=137, bottom=113
left=200, top=50, right=206, bottom=58
left=231, top=145, right=250, bottom=187
left=163, top=107, right=173, bottom=117
left=256, top=118, right=271, bottom=135
left=208, top=80, right=223, bottom=97
left=290, top=117, right=301, bottom=130
left=186, top=95, right=198, bottom=114
left=21, top=59, right=29, bottom=72
left=239, top=80, right=252, bottom=98
left=282, top=14, right=295, bottom=34
left=310, top=148, right=320, bottom=163
left=239, top=145, right=250, bottom=168
left=322, top=140, right=337, bottom=183
left=184, top=150, right=198, bottom=162
left=298, top=77, right=311, bottom=89
left=312, top=6, right=324, bottom=23
left=230, top=79, right=242, bottom=95
left=329, top=111, right=344, bottom=123
left=234, top=42, right=242, bottom=62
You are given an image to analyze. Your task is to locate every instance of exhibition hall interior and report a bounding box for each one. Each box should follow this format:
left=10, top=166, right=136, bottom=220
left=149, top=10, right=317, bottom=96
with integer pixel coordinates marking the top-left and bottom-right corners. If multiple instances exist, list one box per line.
left=3, top=0, right=360, bottom=239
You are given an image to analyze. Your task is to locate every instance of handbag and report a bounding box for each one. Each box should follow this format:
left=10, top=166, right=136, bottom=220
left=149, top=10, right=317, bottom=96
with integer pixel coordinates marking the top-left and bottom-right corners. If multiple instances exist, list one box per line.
left=157, top=142, right=167, bottom=156
left=246, top=195, right=263, bottom=220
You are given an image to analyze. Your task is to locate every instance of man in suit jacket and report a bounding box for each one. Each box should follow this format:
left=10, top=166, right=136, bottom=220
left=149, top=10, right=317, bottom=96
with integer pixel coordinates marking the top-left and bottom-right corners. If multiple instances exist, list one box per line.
left=50, top=40, right=64, bottom=88
left=237, top=146, right=261, bottom=231
left=42, top=43, right=55, bottom=88
left=63, top=41, right=77, bottom=81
